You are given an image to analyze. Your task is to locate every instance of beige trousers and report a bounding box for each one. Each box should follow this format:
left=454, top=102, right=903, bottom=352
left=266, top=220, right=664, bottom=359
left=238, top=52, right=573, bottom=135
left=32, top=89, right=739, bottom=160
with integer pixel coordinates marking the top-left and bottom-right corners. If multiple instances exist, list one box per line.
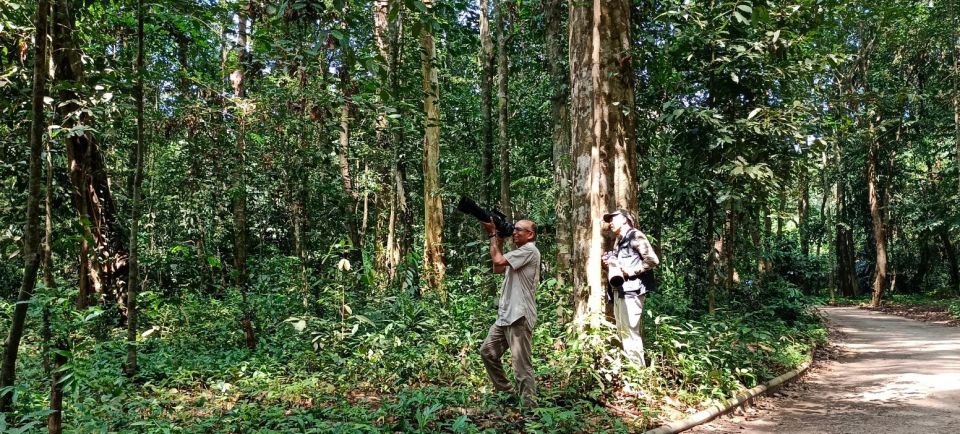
left=614, top=293, right=646, bottom=366
left=480, top=317, right=536, bottom=405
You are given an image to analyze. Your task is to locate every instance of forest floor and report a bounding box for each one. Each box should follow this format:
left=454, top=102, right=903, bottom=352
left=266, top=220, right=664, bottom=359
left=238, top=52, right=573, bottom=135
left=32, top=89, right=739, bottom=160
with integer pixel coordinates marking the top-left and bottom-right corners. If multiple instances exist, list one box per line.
left=687, top=306, right=960, bottom=433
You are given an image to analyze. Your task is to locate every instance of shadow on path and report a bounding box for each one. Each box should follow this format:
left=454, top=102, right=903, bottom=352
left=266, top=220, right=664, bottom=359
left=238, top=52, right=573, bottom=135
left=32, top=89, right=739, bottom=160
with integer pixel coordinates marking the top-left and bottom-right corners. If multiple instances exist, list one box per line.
left=690, top=307, right=960, bottom=434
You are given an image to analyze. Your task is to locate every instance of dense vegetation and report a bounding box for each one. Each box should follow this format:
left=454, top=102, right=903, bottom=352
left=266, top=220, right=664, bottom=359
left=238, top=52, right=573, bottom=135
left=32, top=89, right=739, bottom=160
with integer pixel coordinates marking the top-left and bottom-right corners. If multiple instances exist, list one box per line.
left=0, top=0, right=957, bottom=432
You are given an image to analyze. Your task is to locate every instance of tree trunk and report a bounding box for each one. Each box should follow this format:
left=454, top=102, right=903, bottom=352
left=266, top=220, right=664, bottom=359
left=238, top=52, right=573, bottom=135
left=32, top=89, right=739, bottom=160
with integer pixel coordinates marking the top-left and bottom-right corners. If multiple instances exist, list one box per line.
left=44, top=134, right=64, bottom=434
left=907, top=232, right=931, bottom=293
left=125, top=0, right=145, bottom=377
left=835, top=179, right=858, bottom=297
left=479, top=0, right=495, bottom=205
left=722, top=199, right=738, bottom=292
left=232, top=3, right=256, bottom=350
left=372, top=0, right=405, bottom=285
left=420, top=0, right=445, bottom=294
left=942, top=229, right=960, bottom=295
left=776, top=186, right=785, bottom=238
left=496, top=0, right=512, bottom=219
left=798, top=169, right=810, bottom=257
left=52, top=0, right=128, bottom=311
left=0, top=0, right=48, bottom=412
left=867, top=125, right=887, bottom=307
left=545, top=0, right=571, bottom=285
left=569, top=0, right=638, bottom=328
left=337, top=7, right=362, bottom=249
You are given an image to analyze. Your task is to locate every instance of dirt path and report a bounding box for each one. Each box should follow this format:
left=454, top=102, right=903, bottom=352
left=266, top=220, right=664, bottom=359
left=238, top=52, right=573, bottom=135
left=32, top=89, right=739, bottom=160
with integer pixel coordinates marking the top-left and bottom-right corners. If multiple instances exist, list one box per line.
left=689, top=306, right=960, bottom=434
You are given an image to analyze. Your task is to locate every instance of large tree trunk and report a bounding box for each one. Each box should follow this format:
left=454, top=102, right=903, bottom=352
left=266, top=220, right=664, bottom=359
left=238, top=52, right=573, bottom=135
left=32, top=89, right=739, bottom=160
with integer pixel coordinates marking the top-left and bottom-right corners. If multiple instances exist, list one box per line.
left=232, top=3, right=256, bottom=350
left=545, top=0, right=571, bottom=285
left=496, top=0, right=512, bottom=218
left=570, top=0, right=638, bottom=328
left=420, top=0, right=445, bottom=294
left=372, top=0, right=405, bottom=285
left=52, top=0, right=128, bottom=311
left=867, top=125, right=888, bottom=307
left=0, top=0, right=48, bottom=412
left=479, top=0, right=495, bottom=205
left=125, top=0, right=145, bottom=377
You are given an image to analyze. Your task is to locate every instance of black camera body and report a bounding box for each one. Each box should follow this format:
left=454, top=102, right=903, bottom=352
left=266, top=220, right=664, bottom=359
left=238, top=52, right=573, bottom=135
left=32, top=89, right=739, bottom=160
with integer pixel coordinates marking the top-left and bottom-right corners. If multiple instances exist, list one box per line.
left=456, top=196, right=514, bottom=238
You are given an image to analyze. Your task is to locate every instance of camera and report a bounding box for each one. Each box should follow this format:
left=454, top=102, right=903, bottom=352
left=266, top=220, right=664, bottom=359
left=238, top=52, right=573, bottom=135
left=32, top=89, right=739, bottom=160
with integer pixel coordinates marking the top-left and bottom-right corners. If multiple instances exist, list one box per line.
left=603, top=252, right=625, bottom=287
left=456, top=196, right=514, bottom=238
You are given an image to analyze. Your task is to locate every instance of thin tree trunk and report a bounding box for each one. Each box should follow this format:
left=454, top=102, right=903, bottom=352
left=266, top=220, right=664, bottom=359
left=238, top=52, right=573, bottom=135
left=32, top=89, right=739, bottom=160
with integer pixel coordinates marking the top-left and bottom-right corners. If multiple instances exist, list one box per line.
left=546, top=0, right=571, bottom=285
left=776, top=186, right=785, bottom=238
left=125, top=0, right=145, bottom=377
left=722, top=199, right=738, bottom=292
left=798, top=169, right=810, bottom=257
left=953, top=0, right=960, bottom=199
left=479, top=0, right=495, bottom=205
left=496, top=0, right=512, bottom=218
left=44, top=129, right=64, bottom=434
left=420, top=0, right=445, bottom=294
left=942, top=229, right=960, bottom=295
left=0, top=0, right=48, bottom=411
left=232, top=3, right=256, bottom=350
left=570, top=0, right=637, bottom=328
left=835, top=179, right=858, bottom=297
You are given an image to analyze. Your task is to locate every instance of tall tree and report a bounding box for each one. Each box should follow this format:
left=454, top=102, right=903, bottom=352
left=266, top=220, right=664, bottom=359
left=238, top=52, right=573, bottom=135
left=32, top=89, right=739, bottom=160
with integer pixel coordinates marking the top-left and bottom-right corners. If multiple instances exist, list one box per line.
left=496, top=0, right=512, bottom=218
left=420, top=0, right=445, bottom=293
left=545, top=0, right=571, bottom=284
left=52, top=0, right=128, bottom=311
left=0, top=0, right=48, bottom=412
left=570, top=0, right=638, bottom=327
left=337, top=3, right=362, bottom=249
left=479, top=0, right=495, bottom=205
left=231, top=2, right=256, bottom=350
left=125, top=0, right=146, bottom=377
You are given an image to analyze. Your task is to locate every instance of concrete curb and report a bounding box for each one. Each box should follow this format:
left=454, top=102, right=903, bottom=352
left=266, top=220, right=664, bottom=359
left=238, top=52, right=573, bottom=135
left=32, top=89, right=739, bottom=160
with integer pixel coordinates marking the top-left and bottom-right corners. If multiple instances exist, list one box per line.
left=641, top=357, right=813, bottom=434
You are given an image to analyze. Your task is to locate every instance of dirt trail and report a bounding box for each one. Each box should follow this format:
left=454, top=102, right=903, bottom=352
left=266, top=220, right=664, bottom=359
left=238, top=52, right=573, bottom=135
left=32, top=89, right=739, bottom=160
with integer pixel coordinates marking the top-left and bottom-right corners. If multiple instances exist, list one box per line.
left=689, top=306, right=960, bottom=434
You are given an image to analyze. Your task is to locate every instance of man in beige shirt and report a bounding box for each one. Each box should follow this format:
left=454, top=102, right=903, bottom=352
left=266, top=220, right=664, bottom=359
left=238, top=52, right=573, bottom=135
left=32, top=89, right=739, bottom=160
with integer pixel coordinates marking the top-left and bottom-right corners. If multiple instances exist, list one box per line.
left=479, top=219, right=541, bottom=408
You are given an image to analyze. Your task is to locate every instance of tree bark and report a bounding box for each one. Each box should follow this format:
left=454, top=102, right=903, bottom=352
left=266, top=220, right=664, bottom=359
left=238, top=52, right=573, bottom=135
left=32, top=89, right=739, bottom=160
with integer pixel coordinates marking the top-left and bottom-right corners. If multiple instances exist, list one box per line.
left=570, top=0, right=638, bottom=328
left=941, top=229, right=960, bottom=295
left=496, top=0, right=512, bottom=219
left=776, top=186, right=785, bottom=238
left=546, top=0, right=571, bottom=285
left=479, top=0, right=495, bottom=205
left=867, top=124, right=887, bottom=307
left=420, top=0, right=445, bottom=294
left=52, top=0, right=128, bottom=311
left=337, top=6, right=362, bottom=249
left=125, top=0, right=145, bottom=377
left=0, top=0, right=48, bottom=412
left=372, top=0, right=405, bottom=285
left=798, top=169, right=810, bottom=257
left=835, top=179, right=858, bottom=297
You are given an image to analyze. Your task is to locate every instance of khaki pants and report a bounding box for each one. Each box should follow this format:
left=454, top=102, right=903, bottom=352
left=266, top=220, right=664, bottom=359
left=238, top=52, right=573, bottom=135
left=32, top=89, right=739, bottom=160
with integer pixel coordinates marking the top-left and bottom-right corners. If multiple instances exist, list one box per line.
left=614, top=293, right=646, bottom=366
left=480, top=317, right=536, bottom=405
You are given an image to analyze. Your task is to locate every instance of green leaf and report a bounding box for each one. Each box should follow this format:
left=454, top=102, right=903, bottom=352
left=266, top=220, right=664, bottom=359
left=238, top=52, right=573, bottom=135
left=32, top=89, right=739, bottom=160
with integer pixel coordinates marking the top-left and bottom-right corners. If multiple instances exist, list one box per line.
left=730, top=72, right=739, bottom=83
left=737, top=4, right=752, bottom=14
left=733, top=11, right=749, bottom=24
left=747, top=107, right=762, bottom=119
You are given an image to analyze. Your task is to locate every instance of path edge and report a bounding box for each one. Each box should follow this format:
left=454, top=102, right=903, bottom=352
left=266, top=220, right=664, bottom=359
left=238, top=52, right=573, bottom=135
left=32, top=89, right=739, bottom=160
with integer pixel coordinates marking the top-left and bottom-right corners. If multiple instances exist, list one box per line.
left=641, top=356, right=813, bottom=434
